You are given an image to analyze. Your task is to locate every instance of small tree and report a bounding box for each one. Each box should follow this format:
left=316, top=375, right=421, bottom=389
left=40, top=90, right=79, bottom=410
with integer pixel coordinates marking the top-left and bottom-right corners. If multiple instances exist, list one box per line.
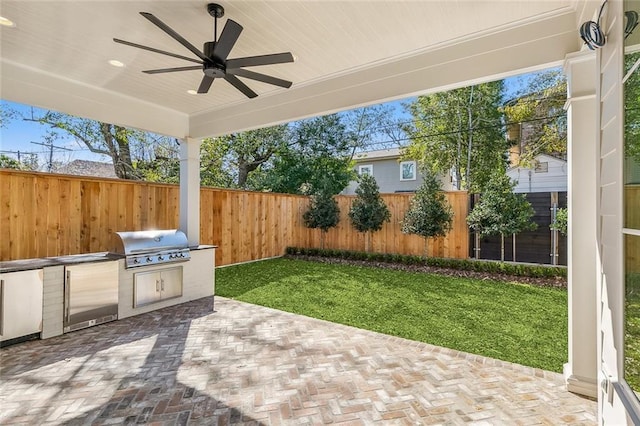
left=348, top=174, right=391, bottom=252
left=467, top=170, right=537, bottom=261
left=550, top=207, right=568, bottom=236
left=303, top=185, right=340, bottom=249
left=401, top=168, right=454, bottom=258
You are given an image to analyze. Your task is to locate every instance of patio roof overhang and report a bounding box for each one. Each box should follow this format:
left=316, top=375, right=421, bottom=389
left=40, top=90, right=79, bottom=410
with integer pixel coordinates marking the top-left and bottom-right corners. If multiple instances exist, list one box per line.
left=1, top=1, right=591, bottom=140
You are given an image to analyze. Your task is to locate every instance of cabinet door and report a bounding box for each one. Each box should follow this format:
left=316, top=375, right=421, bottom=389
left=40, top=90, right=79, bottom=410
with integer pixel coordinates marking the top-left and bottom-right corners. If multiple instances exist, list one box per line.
left=134, top=271, right=161, bottom=308
left=1, top=269, right=44, bottom=342
left=65, top=262, right=118, bottom=326
left=160, top=267, right=183, bottom=300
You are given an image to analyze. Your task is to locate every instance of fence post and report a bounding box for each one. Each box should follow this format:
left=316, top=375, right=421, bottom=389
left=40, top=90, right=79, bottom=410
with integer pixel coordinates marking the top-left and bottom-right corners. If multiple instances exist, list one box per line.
left=472, top=194, right=480, bottom=259
left=550, top=192, right=559, bottom=266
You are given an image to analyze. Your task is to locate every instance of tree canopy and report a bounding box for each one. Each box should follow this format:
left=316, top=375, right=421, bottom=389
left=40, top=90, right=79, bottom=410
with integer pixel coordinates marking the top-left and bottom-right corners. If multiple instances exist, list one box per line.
left=503, top=69, right=567, bottom=166
left=403, top=81, right=507, bottom=192
left=251, top=115, right=357, bottom=195
left=23, top=109, right=179, bottom=179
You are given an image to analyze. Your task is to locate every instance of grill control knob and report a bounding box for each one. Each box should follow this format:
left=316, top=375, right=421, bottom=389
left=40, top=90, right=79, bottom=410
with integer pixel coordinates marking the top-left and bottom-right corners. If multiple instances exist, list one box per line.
left=146, top=257, right=152, bottom=263
left=133, top=258, right=140, bottom=264
left=158, top=255, right=164, bottom=261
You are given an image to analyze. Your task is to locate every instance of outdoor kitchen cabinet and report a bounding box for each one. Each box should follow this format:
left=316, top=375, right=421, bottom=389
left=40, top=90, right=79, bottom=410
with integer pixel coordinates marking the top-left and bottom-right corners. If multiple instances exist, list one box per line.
left=0, top=269, right=43, bottom=344
left=133, top=266, right=183, bottom=308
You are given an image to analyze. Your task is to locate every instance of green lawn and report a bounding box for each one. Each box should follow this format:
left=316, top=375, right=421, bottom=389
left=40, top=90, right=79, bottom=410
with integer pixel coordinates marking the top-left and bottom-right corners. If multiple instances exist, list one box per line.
left=216, top=258, right=567, bottom=372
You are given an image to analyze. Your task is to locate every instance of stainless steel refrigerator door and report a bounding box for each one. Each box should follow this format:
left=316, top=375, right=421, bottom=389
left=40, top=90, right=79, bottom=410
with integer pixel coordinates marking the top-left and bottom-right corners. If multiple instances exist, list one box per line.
left=0, top=269, right=43, bottom=342
left=65, top=261, right=118, bottom=331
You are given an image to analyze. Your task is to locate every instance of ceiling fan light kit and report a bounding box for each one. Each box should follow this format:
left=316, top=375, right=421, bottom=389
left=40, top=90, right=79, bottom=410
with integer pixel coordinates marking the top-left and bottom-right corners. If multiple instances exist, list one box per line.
left=113, top=3, right=294, bottom=98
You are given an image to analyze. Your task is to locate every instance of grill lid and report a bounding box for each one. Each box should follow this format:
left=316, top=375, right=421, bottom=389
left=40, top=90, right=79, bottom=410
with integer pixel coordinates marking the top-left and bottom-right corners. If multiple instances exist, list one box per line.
left=113, top=229, right=189, bottom=255
left=113, top=229, right=190, bottom=268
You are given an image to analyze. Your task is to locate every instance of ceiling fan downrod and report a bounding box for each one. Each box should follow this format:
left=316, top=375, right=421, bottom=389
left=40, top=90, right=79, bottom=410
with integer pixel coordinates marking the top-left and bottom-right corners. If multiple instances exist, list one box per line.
left=207, top=3, right=224, bottom=44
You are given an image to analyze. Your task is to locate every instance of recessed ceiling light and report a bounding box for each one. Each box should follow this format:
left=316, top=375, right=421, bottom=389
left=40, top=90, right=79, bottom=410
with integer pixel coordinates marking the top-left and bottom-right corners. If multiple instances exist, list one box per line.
left=187, top=90, right=198, bottom=95
left=108, top=59, right=125, bottom=68
left=0, top=16, right=16, bottom=27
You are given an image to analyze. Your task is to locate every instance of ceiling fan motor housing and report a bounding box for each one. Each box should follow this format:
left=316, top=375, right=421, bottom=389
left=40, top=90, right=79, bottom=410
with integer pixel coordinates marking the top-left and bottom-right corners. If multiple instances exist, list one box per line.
left=204, top=41, right=216, bottom=60
left=204, top=63, right=226, bottom=78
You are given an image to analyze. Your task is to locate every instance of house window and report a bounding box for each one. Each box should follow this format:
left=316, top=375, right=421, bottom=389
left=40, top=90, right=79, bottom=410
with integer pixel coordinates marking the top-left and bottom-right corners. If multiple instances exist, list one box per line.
left=358, top=164, right=373, bottom=176
left=400, top=161, right=416, bottom=181
left=534, top=162, right=548, bottom=173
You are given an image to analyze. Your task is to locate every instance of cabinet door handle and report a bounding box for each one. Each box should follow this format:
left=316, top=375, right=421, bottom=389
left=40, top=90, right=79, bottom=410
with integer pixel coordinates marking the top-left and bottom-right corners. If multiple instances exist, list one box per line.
left=0, top=279, right=4, bottom=336
left=65, top=271, right=71, bottom=324
left=156, top=279, right=160, bottom=292
left=161, top=278, right=165, bottom=292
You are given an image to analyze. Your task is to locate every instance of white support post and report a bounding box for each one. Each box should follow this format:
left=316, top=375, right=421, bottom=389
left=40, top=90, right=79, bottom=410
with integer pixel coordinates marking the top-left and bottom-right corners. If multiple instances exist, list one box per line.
left=562, top=50, right=598, bottom=398
left=180, top=137, right=202, bottom=247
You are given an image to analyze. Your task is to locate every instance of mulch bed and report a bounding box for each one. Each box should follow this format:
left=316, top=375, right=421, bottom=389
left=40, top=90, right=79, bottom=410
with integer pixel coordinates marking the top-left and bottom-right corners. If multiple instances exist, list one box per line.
left=285, top=254, right=567, bottom=289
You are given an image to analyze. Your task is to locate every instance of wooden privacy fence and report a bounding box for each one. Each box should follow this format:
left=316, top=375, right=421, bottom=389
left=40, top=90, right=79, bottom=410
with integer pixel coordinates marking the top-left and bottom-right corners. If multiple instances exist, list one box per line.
left=1, top=170, right=469, bottom=265
left=318, top=193, right=469, bottom=259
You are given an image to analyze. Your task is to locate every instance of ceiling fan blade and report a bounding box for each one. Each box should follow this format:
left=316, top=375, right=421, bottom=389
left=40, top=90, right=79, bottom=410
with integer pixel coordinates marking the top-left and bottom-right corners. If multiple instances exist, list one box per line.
left=140, top=12, right=209, bottom=62
left=225, top=74, right=257, bottom=98
left=226, top=52, right=294, bottom=69
left=212, top=19, right=243, bottom=62
left=227, top=68, right=292, bottom=88
left=143, top=66, right=202, bottom=74
left=113, top=38, right=203, bottom=64
left=197, top=75, right=215, bottom=94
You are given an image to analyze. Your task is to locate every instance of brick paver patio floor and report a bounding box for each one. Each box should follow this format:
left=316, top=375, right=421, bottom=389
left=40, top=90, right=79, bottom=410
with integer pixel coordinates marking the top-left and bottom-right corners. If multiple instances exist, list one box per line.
left=1, top=296, right=597, bottom=425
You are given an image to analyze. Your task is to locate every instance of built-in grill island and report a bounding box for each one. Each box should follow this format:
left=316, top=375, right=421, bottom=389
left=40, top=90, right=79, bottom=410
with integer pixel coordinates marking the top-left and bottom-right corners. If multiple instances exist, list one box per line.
left=0, top=230, right=215, bottom=345
left=113, top=229, right=193, bottom=309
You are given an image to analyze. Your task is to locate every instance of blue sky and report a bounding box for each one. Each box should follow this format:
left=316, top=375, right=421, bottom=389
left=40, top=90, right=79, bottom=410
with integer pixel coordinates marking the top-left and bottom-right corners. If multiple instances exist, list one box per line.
left=0, top=70, right=544, bottom=167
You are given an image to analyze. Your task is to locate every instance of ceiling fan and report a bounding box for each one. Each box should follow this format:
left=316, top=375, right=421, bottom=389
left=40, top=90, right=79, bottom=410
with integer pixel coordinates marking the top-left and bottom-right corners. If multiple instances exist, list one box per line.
left=113, top=3, right=294, bottom=98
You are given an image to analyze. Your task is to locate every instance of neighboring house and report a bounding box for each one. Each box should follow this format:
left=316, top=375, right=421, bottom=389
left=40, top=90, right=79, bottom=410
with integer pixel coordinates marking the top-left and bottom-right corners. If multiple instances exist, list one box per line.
left=52, top=160, right=118, bottom=179
left=506, top=153, right=567, bottom=193
left=342, top=148, right=456, bottom=195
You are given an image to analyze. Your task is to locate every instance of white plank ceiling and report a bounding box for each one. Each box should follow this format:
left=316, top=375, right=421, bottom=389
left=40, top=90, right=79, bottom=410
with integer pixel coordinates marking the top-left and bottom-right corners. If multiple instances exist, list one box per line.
left=0, top=1, right=591, bottom=138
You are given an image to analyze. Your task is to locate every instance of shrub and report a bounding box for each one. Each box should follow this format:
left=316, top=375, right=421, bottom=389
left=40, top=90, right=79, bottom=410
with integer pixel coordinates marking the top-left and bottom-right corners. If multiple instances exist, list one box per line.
left=285, top=247, right=566, bottom=279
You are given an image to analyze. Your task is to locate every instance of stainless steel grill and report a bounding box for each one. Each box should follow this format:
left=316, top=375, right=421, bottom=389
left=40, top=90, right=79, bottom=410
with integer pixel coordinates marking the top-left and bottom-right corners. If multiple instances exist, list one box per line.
left=113, top=229, right=190, bottom=268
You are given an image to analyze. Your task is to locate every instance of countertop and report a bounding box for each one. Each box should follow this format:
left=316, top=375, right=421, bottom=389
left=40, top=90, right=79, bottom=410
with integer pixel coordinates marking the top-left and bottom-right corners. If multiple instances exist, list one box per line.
left=0, top=253, right=124, bottom=273
left=1, top=245, right=217, bottom=273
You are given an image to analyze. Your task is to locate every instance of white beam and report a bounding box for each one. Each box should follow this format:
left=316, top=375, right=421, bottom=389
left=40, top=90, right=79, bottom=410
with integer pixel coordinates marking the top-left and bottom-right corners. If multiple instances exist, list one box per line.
left=180, top=138, right=201, bottom=247
left=0, top=59, right=189, bottom=139
left=563, top=50, right=598, bottom=398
